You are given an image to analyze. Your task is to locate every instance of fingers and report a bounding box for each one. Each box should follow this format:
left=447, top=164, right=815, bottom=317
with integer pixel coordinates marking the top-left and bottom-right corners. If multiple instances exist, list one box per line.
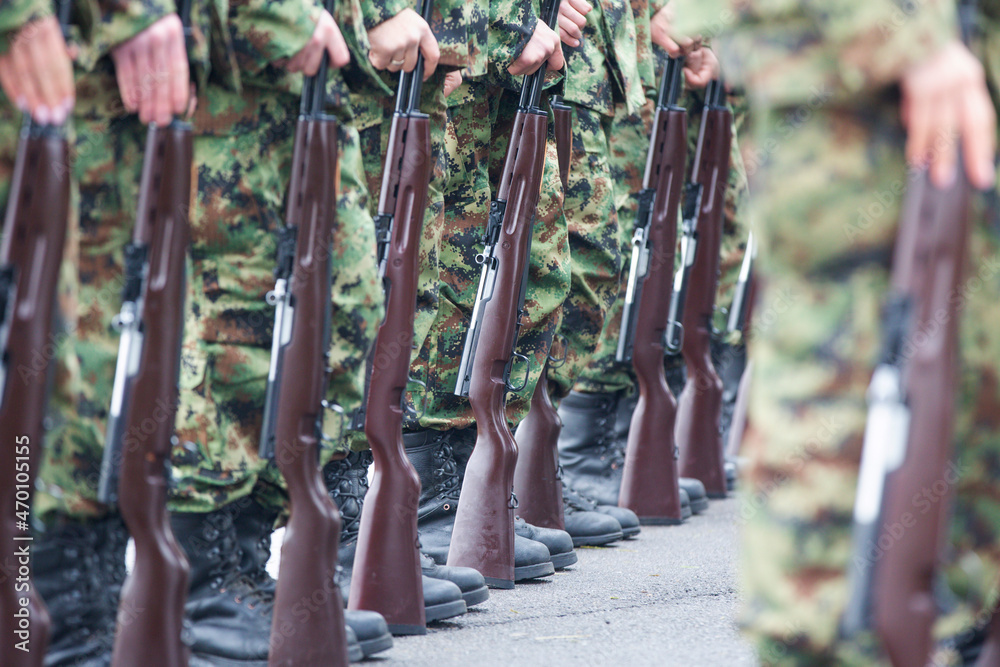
left=148, top=24, right=170, bottom=125
left=558, top=14, right=582, bottom=47
left=508, top=22, right=561, bottom=76
left=326, top=17, right=351, bottom=68
left=419, top=26, right=440, bottom=78
left=129, top=36, right=154, bottom=123
left=166, top=22, right=190, bottom=118
left=959, top=87, right=997, bottom=189
left=928, top=97, right=957, bottom=187
left=548, top=42, right=565, bottom=72
left=443, top=70, right=462, bottom=96
left=0, top=18, right=74, bottom=123
left=559, top=0, right=588, bottom=29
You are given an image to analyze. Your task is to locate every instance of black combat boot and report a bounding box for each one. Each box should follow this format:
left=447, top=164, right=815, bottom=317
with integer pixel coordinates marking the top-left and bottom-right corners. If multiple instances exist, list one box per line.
left=323, top=450, right=469, bottom=625
left=557, top=390, right=623, bottom=506
left=229, top=498, right=389, bottom=659
left=614, top=391, right=709, bottom=514
left=404, top=427, right=555, bottom=582
left=560, top=482, right=630, bottom=545
left=171, top=504, right=363, bottom=665
left=32, top=513, right=128, bottom=666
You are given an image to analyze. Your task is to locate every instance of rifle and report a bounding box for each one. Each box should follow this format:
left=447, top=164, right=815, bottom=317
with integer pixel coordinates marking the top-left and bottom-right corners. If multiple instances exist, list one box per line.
left=615, top=57, right=688, bottom=524
left=348, top=0, right=433, bottom=636
left=840, top=166, right=972, bottom=664
left=257, top=0, right=349, bottom=660
left=0, top=117, right=70, bottom=667
left=509, top=91, right=573, bottom=531
left=0, top=4, right=71, bottom=664
left=101, top=119, right=193, bottom=667
left=672, top=81, right=732, bottom=499
left=449, top=0, right=560, bottom=588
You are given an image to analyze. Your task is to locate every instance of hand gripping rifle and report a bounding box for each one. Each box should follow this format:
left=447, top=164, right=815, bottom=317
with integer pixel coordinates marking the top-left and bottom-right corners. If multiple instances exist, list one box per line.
left=0, top=4, right=73, bottom=654
left=348, top=0, right=433, bottom=636
left=839, top=166, right=972, bottom=665
left=672, top=81, right=732, bottom=499
left=257, top=1, right=349, bottom=661
left=613, top=58, right=688, bottom=524
left=449, top=0, right=560, bottom=588
left=509, top=93, right=573, bottom=532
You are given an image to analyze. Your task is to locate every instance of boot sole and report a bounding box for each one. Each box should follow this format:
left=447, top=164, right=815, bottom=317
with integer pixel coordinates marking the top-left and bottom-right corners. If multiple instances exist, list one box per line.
left=621, top=526, right=641, bottom=539
left=690, top=497, right=710, bottom=514
left=426, top=598, right=468, bottom=623
left=637, top=516, right=685, bottom=526
left=550, top=551, right=578, bottom=570
left=361, top=631, right=398, bottom=654
left=462, top=585, right=490, bottom=607
left=571, top=531, right=624, bottom=547
left=707, top=491, right=728, bottom=500
left=387, top=622, right=426, bottom=636
left=513, top=561, right=555, bottom=582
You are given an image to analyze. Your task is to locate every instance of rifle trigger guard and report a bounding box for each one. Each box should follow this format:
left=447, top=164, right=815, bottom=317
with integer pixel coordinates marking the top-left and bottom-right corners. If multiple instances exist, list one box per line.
left=664, top=324, right=684, bottom=354
left=547, top=333, right=568, bottom=367
left=505, top=351, right=531, bottom=393
left=404, top=372, right=429, bottom=421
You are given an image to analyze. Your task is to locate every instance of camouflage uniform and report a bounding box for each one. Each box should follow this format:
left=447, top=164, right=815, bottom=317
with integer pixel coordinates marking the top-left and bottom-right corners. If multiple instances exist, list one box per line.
left=404, top=0, right=572, bottom=432
left=168, top=0, right=386, bottom=514
left=544, top=0, right=643, bottom=398
left=16, top=0, right=184, bottom=525
left=672, top=1, right=1000, bottom=664
left=571, top=33, right=753, bottom=396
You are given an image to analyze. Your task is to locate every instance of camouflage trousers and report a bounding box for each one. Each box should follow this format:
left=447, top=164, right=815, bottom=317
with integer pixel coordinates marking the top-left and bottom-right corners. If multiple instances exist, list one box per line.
left=739, top=98, right=1000, bottom=666
left=573, top=92, right=752, bottom=395
left=170, top=84, right=383, bottom=514
left=25, top=68, right=383, bottom=520
left=547, top=103, right=622, bottom=397
left=408, top=79, right=571, bottom=431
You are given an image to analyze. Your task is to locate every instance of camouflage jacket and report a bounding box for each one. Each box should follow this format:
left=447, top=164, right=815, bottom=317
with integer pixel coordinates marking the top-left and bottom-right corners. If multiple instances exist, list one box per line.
left=221, top=0, right=389, bottom=100
left=669, top=0, right=958, bottom=106
left=563, top=0, right=645, bottom=116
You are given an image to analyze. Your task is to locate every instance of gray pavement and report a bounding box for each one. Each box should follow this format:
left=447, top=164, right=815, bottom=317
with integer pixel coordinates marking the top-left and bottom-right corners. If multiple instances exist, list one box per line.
left=370, top=498, right=756, bottom=667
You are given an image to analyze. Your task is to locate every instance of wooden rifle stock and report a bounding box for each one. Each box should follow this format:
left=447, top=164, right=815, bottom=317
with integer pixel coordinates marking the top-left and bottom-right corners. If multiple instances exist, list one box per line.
left=448, top=0, right=558, bottom=587
left=350, top=17, right=432, bottom=632
left=618, top=60, right=688, bottom=524
left=675, top=83, right=731, bottom=498
left=108, top=121, right=193, bottom=667
left=266, top=111, right=349, bottom=664
left=0, top=120, right=70, bottom=666
left=512, top=367, right=565, bottom=530
left=871, top=169, right=971, bottom=666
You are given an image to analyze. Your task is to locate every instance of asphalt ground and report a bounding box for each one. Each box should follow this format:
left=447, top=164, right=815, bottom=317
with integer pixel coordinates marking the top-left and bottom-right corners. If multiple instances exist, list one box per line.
left=328, top=497, right=756, bottom=667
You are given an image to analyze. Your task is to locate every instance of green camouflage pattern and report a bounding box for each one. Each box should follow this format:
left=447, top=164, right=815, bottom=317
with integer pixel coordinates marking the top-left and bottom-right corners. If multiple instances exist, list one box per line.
left=668, top=0, right=957, bottom=106
left=169, top=83, right=383, bottom=514
left=428, top=0, right=487, bottom=74
left=547, top=103, right=621, bottom=397
left=561, top=0, right=644, bottom=117
left=574, top=85, right=751, bottom=394
left=407, top=79, right=570, bottom=432
left=737, top=96, right=1000, bottom=666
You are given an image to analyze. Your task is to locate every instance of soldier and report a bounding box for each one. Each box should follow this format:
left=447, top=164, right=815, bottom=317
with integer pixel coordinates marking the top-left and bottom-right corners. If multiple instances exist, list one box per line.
left=669, top=1, right=1000, bottom=664
left=521, top=0, right=646, bottom=544
left=391, top=0, right=586, bottom=578
left=555, top=0, right=752, bottom=513
left=0, top=6, right=193, bottom=665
